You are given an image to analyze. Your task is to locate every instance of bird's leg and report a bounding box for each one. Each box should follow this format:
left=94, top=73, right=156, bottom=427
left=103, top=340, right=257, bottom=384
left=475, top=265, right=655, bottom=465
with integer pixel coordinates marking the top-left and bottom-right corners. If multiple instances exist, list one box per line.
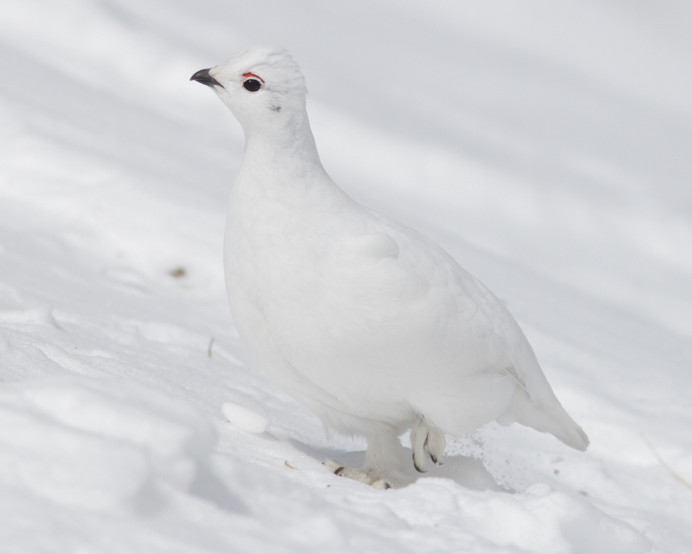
left=325, top=424, right=407, bottom=489
left=411, top=415, right=446, bottom=473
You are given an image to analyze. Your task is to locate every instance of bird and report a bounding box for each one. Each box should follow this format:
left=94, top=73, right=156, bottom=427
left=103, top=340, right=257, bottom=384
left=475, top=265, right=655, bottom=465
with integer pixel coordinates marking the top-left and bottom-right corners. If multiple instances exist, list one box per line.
left=190, top=47, right=589, bottom=489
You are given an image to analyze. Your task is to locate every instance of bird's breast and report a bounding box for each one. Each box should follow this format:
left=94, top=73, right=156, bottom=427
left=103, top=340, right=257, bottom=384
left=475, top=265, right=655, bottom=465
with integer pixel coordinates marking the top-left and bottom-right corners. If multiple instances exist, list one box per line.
left=223, top=178, right=346, bottom=319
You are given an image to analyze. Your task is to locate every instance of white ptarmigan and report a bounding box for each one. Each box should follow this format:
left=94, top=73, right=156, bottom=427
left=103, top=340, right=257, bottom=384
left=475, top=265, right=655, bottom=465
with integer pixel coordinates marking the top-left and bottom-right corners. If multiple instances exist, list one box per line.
left=191, top=48, right=588, bottom=488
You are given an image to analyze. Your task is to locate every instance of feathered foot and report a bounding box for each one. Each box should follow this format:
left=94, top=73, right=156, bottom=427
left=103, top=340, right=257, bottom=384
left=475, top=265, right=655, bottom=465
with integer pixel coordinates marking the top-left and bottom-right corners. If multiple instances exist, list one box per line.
left=410, top=415, right=446, bottom=473
left=324, top=423, right=411, bottom=489
left=323, top=459, right=392, bottom=489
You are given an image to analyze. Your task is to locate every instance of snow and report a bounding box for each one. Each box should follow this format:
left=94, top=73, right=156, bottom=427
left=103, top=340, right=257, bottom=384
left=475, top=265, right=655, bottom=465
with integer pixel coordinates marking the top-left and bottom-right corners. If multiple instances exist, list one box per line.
left=0, top=1, right=690, bottom=552
left=222, top=402, right=270, bottom=435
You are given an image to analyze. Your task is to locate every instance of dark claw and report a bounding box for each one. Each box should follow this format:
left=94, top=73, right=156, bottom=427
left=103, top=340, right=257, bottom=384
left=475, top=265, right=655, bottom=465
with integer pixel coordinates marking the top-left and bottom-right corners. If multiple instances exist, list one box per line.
left=413, top=452, right=427, bottom=473
left=424, top=430, right=442, bottom=465
left=333, top=466, right=345, bottom=476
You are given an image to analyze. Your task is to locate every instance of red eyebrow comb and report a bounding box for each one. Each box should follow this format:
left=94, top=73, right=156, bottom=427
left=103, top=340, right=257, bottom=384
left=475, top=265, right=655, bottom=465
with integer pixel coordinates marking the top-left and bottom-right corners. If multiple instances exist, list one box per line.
left=242, top=72, right=264, bottom=83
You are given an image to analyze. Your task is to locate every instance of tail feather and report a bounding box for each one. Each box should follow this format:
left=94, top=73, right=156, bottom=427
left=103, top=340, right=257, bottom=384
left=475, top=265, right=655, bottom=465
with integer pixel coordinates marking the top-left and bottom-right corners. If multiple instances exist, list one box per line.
left=500, top=355, right=589, bottom=450
left=503, top=390, right=590, bottom=451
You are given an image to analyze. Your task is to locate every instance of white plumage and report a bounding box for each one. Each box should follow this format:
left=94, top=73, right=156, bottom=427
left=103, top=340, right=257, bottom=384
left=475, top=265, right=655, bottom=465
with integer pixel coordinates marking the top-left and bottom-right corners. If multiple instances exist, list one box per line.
left=191, top=48, right=588, bottom=488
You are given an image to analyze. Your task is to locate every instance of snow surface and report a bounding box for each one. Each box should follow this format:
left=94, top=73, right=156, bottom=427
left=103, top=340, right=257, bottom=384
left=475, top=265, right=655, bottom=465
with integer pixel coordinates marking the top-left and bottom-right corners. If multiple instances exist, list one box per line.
left=1, top=1, right=691, bottom=552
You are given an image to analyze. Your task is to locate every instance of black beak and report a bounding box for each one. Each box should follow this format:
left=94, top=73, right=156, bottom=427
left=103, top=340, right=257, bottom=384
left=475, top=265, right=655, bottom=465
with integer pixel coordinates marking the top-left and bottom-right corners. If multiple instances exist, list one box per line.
left=190, top=68, right=222, bottom=88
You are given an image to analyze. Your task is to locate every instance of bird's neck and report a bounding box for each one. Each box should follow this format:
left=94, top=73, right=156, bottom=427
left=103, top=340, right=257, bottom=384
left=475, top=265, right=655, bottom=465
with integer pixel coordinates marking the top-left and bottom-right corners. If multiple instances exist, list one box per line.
left=240, top=109, right=326, bottom=184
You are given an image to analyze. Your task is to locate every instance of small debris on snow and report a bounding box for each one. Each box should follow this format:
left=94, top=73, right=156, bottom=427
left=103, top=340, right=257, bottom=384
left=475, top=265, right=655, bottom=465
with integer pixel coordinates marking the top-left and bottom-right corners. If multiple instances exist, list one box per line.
left=169, top=266, right=187, bottom=279
left=643, top=434, right=692, bottom=491
left=222, top=402, right=270, bottom=434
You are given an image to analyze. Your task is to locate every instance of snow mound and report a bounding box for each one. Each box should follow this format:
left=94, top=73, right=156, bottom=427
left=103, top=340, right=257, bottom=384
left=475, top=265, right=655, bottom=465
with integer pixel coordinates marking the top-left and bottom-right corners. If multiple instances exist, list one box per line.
left=222, top=402, right=270, bottom=434
left=0, top=377, right=217, bottom=512
left=385, top=479, right=650, bottom=553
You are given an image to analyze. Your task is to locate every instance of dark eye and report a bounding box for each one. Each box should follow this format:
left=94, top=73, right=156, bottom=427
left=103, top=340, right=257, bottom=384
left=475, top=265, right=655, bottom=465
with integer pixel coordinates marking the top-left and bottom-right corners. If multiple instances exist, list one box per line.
left=243, top=79, right=262, bottom=92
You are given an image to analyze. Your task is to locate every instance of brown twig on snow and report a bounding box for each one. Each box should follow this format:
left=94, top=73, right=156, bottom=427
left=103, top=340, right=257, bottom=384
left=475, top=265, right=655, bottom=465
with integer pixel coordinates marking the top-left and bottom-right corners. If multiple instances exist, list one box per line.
left=643, top=434, right=692, bottom=491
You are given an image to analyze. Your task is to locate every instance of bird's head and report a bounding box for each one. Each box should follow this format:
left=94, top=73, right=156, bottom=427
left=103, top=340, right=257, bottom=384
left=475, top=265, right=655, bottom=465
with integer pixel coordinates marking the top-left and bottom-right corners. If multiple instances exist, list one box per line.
left=191, top=47, right=308, bottom=136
